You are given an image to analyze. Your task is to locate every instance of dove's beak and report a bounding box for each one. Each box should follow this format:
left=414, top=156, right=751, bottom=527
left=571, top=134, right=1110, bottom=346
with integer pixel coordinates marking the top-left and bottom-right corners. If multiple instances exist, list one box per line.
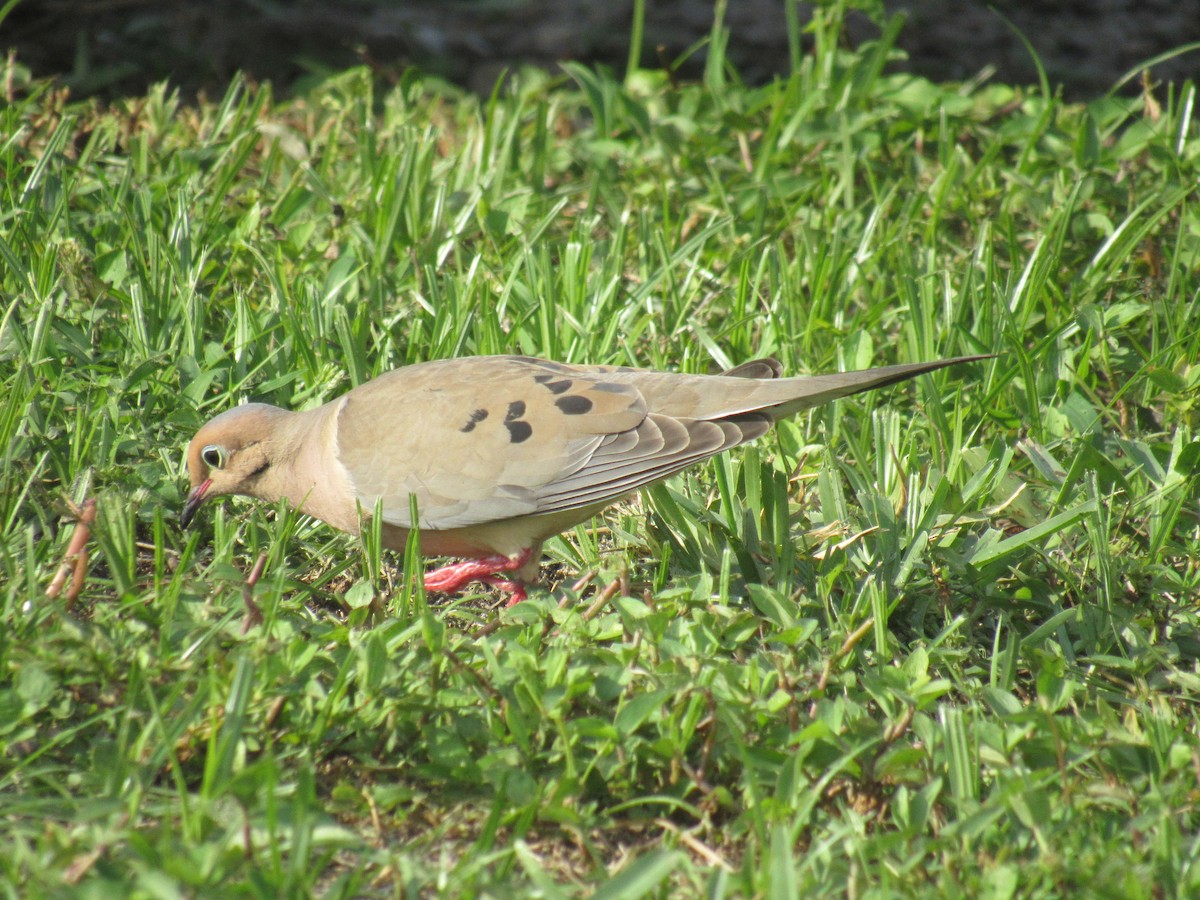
left=180, top=479, right=212, bottom=528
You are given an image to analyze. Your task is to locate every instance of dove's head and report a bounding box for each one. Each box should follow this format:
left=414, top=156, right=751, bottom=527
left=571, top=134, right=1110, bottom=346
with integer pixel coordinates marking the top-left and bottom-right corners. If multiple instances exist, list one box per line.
left=180, top=403, right=290, bottom=527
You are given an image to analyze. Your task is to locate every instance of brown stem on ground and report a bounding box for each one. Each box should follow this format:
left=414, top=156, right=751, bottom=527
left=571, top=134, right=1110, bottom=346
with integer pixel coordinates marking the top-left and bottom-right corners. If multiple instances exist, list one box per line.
left=558, top=569, right=597, bottom=608
left=46, top=497, right=97, bottom=608
left=883, top=703, right=916, bottom=744
left=474, top=615, right=504, bottom=639
left=265, top=694, right=286, bottom=727
left=810, top=616, right=875, bottom=718
left=241, top=551, right=268, bottom=633
left=655, top=818, right=733, bottom=871
left=581, top=572, right=625, bottom=622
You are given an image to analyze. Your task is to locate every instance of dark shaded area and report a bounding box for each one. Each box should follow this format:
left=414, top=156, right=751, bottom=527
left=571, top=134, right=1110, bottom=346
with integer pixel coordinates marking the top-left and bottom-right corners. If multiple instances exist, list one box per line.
left=4, top=0, right=1199, bottom=100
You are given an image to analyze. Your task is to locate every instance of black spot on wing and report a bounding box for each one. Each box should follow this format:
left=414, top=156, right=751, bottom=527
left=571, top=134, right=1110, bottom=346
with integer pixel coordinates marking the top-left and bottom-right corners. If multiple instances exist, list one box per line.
left=533, top=374, right=574, bottom=394
left=505, top=399, right=532, bottom=443
left=556, top=394, right=594, bottom=415
left=460, top=408, right=489, bottom=433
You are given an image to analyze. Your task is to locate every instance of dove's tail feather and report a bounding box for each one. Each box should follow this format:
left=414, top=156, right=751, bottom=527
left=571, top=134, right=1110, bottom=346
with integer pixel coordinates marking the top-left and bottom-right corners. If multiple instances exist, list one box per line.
left=764, top=354, right=995, bottom=419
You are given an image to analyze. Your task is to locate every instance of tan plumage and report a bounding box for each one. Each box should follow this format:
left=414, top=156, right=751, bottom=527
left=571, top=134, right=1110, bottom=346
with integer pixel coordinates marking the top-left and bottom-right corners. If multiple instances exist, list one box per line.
left=181, top=353, right=988, bottom=599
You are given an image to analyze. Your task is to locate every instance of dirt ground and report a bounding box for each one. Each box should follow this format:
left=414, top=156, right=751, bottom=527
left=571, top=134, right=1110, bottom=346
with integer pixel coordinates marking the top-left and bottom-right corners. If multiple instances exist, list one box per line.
left=5, top=0, right=1199, bottom=100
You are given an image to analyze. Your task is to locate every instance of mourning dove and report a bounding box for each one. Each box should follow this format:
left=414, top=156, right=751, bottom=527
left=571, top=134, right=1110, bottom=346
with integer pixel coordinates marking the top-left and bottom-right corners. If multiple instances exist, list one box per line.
left=181, top=353, right=987, bottom=602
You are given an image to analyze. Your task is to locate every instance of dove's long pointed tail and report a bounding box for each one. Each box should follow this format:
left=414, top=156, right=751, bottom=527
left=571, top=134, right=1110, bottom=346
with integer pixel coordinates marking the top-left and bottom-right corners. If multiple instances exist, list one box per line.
left=765, top=354, right=995, bottom=418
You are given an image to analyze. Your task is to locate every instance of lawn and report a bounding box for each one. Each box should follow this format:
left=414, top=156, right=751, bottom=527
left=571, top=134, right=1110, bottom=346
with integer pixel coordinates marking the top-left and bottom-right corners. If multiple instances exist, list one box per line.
left=2, top=4, right=1199, bottom=896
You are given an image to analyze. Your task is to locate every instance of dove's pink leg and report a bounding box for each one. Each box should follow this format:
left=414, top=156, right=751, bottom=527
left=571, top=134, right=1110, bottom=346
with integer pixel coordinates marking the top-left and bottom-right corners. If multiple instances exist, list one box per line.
left=423, top=548, right=533, bottom=605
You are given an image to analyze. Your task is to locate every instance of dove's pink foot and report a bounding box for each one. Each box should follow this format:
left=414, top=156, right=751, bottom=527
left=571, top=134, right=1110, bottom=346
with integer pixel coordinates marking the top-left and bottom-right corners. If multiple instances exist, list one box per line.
left=479, top=576, right=528, bottom=606
left=423, top=548, right=534, bottom=605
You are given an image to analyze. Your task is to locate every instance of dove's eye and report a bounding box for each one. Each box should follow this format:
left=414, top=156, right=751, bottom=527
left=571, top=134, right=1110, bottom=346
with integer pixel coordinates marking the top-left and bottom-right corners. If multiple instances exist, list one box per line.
left=201, top=446, right=226, bottom=469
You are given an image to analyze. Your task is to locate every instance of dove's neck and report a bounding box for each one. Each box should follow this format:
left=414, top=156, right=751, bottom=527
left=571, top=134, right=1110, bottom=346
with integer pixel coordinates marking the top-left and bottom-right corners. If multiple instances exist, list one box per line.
left=257, top=400, right=360, bottom=532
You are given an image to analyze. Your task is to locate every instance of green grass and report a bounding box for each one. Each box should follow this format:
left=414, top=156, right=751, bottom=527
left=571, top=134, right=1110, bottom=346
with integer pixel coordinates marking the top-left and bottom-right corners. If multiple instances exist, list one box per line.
left=3, top=4, right=1200, bottom=896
